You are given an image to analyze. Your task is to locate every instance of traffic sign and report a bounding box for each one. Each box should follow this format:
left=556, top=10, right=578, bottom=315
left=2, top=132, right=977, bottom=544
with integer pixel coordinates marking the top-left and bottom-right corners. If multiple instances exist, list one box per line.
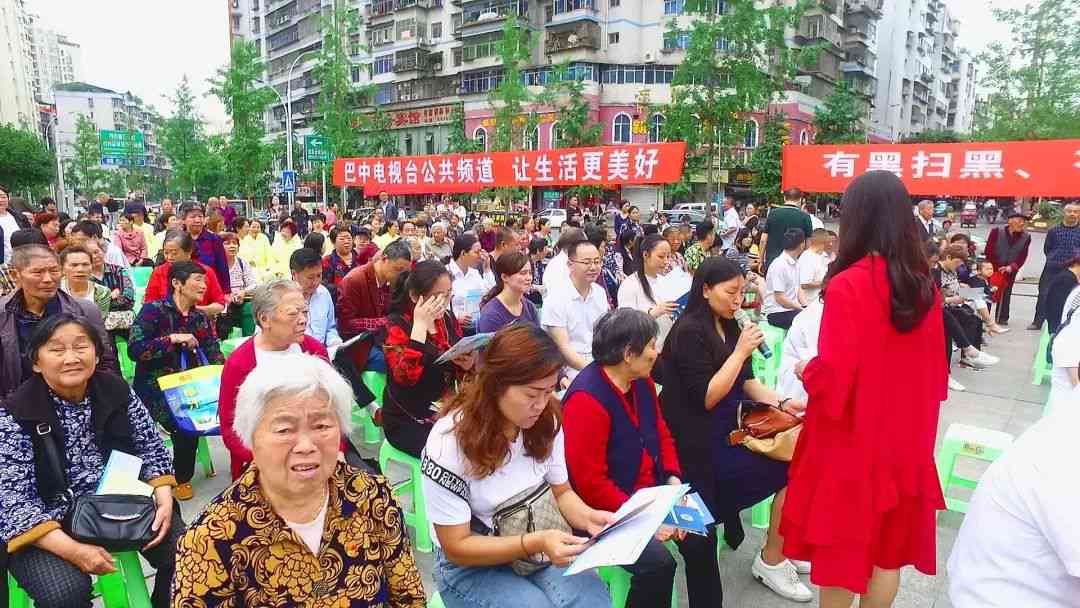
left=101, top=156, right=147, bottom=167
left=281, top=170, right=297, bottom=193
left=99, top=130, right=145, bottom=157
left=305, top=135, right=332, bottom=163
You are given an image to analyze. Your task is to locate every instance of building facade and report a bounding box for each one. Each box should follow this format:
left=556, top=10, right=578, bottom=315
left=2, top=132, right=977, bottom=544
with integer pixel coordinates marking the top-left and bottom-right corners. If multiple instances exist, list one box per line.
left=0, top=0, right=39, bottom=130
left=30, top=23, right=83, bottom=103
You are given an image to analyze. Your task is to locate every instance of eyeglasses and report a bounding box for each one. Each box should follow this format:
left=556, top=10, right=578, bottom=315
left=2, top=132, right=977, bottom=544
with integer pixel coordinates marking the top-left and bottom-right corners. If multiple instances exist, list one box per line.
left=571, top=258, right=603, bottom=268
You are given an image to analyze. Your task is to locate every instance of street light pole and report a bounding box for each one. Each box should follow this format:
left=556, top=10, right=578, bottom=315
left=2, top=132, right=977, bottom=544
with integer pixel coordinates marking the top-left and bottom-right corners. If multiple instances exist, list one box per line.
left=284, top=49, right=318, bottom=210
left=45, top=117, right=68, bottom=214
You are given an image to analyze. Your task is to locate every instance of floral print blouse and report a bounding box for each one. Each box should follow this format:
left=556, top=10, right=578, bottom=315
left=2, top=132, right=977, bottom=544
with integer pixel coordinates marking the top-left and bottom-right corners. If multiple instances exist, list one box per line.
left=91, top=262, right=136, bottom=312
left=171, top=463, right=426, bottom=607
left=0, top=388, right=174, bottom=553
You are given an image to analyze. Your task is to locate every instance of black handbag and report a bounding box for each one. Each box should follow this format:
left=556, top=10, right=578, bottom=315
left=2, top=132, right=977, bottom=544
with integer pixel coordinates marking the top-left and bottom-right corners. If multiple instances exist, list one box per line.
left=35, top=422, right=157, bottom=552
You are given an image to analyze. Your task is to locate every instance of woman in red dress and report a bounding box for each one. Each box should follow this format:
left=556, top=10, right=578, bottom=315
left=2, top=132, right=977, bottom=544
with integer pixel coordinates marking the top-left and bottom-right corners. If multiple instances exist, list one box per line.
left=780, top=171, right=947, bottom=607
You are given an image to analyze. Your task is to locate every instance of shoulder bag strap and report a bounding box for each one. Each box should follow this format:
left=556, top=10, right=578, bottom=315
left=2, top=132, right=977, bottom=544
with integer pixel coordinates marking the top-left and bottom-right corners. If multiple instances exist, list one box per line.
left=34, top=422, right=73, bottom=503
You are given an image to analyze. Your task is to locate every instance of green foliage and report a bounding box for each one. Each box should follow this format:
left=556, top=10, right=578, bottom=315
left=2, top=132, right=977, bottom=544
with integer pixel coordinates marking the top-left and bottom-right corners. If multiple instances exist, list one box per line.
left=545, top=62, right=602, bottom=148
left=355, top=97, right=399, bottom=157
left=312, top=0, right=360, bottom=159
left=899, top=129, right=964, bottom=144
left=749, top=113, right=788, bottom=206
left=660, top=0, right=816, bottom=201
left=161, top=76, right=209, bottom=197
left=0, top=124, right=55, bottom=192
left=446, top=104, right=480, bottom=154
left=974, top=0, right=1080, bottom=140
left=65, top=114, right=107, bottom=195
left=210, top=40, right=277, bottom=198
left=812, top=80, right=866, bottom=145
left=486, top=15, right=533, bottom=207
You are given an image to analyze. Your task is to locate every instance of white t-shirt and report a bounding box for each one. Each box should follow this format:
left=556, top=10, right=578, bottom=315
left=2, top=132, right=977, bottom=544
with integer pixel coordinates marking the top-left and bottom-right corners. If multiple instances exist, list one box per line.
left=283, top=494, right=328, bottom=555
left=0, top=212, right=20, bottom=263
left=541, top=281, right=609, bottom=381
left=420, top=412, right=569, bottom=547
left=1048, top=319, right=1080, bottom=416
left=721, top=207, right=741, bottom=250
left=763, top=252, right=801, bottom=316
left=796, top=249, right=829, bottom=305
left=777, top=300, right=824, bottom=402
left=449, top=259, right=495, bottom=321
left=947, top=407, right=1080, bottom=608
left=254, top=342, right=301, bottom=365
left=809, top=214, right=825, bottom=231
left=617, top=272, right=673, bottom=349
left=542, top=251, right=571, bottom=294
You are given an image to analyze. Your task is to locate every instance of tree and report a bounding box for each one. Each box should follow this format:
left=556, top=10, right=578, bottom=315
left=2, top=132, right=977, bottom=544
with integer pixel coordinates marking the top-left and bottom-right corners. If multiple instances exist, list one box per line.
left=899, top=129, right=964, bottom=144
left=446, top=104, right=480, bottom=154
left=974, top=0, right=1080, bottom=140
left=66, top=113, right=107, bottom=195
left=812, top=79, right=866, bottom=145
left=312, top=0, right=361, bottom=160
left=543, top=62, right=603, bottom=202
left=0, top=124, right=55, bottom=192
left=355, top=102, right=398, bottom=157
left=485, top=15, right=534, bottom=209
left=749, top=113, right=788, bottom=206
left=210, top=40, right=276, bottom=198
left=661, top=0, right=815, bottom=203
left=161, top=76, right=208, bottom=198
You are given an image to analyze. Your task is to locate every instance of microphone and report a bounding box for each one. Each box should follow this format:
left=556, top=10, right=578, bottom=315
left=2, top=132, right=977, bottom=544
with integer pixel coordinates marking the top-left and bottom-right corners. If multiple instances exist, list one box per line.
left=734, top=309, right=772, bottom=358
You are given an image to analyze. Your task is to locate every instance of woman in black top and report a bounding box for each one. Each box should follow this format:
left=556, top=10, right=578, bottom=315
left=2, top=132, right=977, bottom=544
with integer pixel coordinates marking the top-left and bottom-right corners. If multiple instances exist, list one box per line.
left=655, top=257, right=810, bottom=605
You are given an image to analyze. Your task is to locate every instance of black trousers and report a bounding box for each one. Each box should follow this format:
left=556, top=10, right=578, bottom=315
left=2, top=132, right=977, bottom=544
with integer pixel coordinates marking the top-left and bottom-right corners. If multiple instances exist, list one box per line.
left=622, top=538, right=677, bottom=608
left=943, top=307, right=982, bottom=368
left=767, top=310, right=800, bottom=330
left=8, top=510, right=185, bottom=608
left=676, top=528, right=725, bottom=608
left=995, top=281, right=1013, bottom=324
left=154, top=406, right=198, bottom=484
left=1033, top=265, right=1064, bottom=325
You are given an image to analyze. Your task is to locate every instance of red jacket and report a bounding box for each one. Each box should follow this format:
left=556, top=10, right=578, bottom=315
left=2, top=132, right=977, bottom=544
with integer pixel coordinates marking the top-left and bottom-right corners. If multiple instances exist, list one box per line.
left=143, top=260, right=227, bottom=307
left=336, top=261, right=389, bottom=370
left=218, top=335, right=330, bottom=480
left=563, top=369, right=682, bottom=513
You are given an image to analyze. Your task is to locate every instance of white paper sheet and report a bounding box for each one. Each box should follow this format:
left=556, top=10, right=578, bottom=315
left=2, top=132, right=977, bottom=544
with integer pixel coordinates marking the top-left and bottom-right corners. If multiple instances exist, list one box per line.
left=564, top=484, right=689, bottom=576
left=655, top=269, right=692, bottom=304
left=96, top=451, right=153, bottom=497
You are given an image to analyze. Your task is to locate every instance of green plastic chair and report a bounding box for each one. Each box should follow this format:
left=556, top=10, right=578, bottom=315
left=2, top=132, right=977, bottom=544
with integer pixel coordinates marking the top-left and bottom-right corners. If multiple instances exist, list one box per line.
left=162, top=434, right=216, bottom=479
left=220, top=337, right=248, bottom=359
left=751, top=322, right=786, bottom=388
left=128, top=267, right=153, bottom=291
left=239, top=302, right=256, bottom=336
left=596, top=541, right=680, bottom=608
left=362, top=371, right=387, bottom=407
left=8, top=550, right=151, bottom=607
left=378, top=440, right=433, bottom=553
left=115, top=336, right=136, bottom=383
left=751, top=494, right=773, bottom=530
left=1032, top=323, right=1051, bottom=385
left=935, top=423, right=1014, bottom=514
left=428, top=591, right=445, bottom=608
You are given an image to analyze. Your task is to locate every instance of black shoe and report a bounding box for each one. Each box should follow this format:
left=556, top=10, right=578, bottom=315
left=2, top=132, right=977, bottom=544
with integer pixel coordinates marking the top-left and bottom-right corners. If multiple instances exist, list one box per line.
left=1027, top=322, right=1041, bottom=331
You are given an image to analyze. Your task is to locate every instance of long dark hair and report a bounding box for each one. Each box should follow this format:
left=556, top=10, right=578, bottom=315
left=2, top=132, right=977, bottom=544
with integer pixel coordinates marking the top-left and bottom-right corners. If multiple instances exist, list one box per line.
left=824, top=170, right=935, bottom=333
left=635, top=234, right=666, bottom=304
left=663, top=257, right=743, bottom=362
left=481, top=251, right=528, bottom=307
left=389, top=260, right=450, bottom=316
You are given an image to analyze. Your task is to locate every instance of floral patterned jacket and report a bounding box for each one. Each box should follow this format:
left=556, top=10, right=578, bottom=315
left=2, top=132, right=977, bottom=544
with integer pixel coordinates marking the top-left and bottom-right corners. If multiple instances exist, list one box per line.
left=172, top=462, right=426, bottom=608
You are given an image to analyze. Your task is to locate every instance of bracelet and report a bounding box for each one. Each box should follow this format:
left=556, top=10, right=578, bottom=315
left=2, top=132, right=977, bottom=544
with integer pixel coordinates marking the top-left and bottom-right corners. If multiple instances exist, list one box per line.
left=520, top=533, right=529, bottom=558
left=778, top=398, right=790, bottom=413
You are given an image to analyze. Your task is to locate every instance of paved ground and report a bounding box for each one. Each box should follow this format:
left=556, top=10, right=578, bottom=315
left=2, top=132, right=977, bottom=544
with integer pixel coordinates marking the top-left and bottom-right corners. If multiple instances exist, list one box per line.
left=170, top=220, right=1052, bottom=608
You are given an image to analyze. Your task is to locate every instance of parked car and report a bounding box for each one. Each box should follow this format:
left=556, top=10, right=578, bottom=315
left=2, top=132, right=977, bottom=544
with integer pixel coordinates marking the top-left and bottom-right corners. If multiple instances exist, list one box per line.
left=934, top=201, right=951, bottom=217
left=537, top=207, right=568, bottom=229
left=959, top=202, right=978, bottom=228
left=672, top=202, right=719, bottom=215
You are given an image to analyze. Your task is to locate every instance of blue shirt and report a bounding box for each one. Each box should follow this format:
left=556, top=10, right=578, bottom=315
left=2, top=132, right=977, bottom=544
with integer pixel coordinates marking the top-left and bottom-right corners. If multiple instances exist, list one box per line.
left=1045, top=224, right=1080, bottom=269
left=307, top=284, right=342, bottom=350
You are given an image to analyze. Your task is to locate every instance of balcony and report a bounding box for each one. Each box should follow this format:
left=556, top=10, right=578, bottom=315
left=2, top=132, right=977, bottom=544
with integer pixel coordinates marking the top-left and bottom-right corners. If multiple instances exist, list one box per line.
left=368, top=0, right=441, bottom=21
left=844, top=77, right=875, bottom=97
left=845, top=0, right=883, bottom=17
left=545, top=0, right=598, bottom=25
left=393, top=49, right=442, bottom=73
left=919, top=70, right=934, bottom=84
left=820, top=0, right=839, bottom=13
left=912, top=88, right=930, bottom=104
left=795, top=15, right=842, bottom=49
left=842, top=55, right=876, bottom=77
left=844, top=23, right=876, bottom=47
left=545, top=21, right=600, bottom=54
left=455, top=1, right=528, bottom=37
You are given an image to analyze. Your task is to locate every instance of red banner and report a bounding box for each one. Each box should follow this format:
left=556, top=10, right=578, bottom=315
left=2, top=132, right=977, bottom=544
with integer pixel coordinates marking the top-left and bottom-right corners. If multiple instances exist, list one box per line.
left=333, top=143, right=688, bottom=195
left=782, top=139, right=1080, bottom=197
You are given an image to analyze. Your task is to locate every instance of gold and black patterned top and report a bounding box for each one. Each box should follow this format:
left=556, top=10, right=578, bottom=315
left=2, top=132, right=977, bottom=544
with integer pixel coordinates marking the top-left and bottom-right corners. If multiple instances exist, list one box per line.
left=172, top=462, right=426, bottom=608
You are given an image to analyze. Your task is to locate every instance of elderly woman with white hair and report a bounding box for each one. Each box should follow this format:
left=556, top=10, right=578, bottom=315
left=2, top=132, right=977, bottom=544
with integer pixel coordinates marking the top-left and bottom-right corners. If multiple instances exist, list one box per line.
left=173, top=354, right=426, bottom=607
left=219, top=279, right=331, bottom=480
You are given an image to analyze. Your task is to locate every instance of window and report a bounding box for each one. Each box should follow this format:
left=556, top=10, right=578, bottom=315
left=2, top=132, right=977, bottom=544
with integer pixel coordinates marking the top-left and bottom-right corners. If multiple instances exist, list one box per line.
left=551, top=122, right=561, bottom=147
left=663, top=0, right=683, bottom=15
left=610, top=0, right=620, bottom=5
left=397, top=18, right=417, bottom=41
left=473, top=127, right=487, bottom=151
left=431, top=22, right=442, bottom=39
left=461, top=69, right=504, bottom=94
left=370, top=26, right=392, bottom=46
left=799, top=129, right=811, bottom=145
left=744, top=119, right=758, bottom=148
left=609, top=32, right=620, bottom=44
left=599, top=64, right=674, bottom=84
left=663, top=31, right=690, bottom=51
left=648, top=113, right=664, bottom=143
left=404, top=133, right=414, bottom=156
left=553, top=0, right=595, bottom=14
left=373, top=55, right=393, bottom=75
left=612, top=113, right=632, bottom=144
left=425, top=132, right=436, bottom=155
left=524, top=127, right=540, bottom=150
left=351, top=65, right=361, bottom=83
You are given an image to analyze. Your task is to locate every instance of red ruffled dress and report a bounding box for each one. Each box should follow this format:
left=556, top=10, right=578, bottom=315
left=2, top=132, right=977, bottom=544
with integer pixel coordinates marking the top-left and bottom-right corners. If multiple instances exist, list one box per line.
left=780, top=256, right=947, bottom=594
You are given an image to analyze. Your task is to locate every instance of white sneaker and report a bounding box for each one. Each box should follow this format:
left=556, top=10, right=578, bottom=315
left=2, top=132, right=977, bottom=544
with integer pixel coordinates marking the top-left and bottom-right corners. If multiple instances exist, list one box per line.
left=962, top=350, right=999, bottom=368
left=948, top=376, right=966, bottom=391
left=790, top=559, right=811, bottom=575
left=752, top=551, right=813, bottom=603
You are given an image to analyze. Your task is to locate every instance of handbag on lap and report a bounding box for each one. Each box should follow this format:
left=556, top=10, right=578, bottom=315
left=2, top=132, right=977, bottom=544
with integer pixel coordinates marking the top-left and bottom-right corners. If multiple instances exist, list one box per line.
left=728, top=400, right=804, bottom=462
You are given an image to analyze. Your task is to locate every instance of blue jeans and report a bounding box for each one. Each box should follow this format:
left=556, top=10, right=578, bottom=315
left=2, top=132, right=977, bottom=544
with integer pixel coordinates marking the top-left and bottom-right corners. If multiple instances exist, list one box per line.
left=366, top=344, right=387, bottom=372
left=433, top=548, right=611, bottom=608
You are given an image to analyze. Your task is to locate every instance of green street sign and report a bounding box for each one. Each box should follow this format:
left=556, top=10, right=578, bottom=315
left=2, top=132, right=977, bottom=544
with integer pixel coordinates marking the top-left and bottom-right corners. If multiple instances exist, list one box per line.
left=305, top=135, right=333, bottom=163
left=99, top=130, right=145, bottom=157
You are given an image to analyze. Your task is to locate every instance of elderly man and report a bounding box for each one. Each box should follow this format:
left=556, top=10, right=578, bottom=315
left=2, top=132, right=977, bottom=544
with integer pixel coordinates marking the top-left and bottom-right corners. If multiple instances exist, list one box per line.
left=1031, top=201, right=1080, bottom=330
left=985, top=212, right=1032, bottom=327
left=915, top=200, right=937, bottom=241
left=425, top=222, right=452, bottom=262
left=0, top=244, right=118, bottom=398
left=291, top=247, right=342, bottom=351
left=336, top=240, right=412, bottom=372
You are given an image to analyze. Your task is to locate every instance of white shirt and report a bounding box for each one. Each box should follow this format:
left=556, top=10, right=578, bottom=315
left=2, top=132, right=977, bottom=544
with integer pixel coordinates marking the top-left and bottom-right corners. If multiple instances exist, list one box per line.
left=0, top=212, right=19, bottom=263
left=421, top=412, right=568, bottom=546
left=763, top=252, right=801, bottom=315
left=776, top=301, right=824, bottom=402
left=104, top=238, right=129, bottom=268
left=1048, top=318, right=1080, bottom=416
left=283, top=494, right=328, bottom=555
left=809, top=214, right=825, bottom=231
left=454, top=205, right=468, bottom=220
left=542, top=250, right=571, bottom=294
left=796, top=249, right=829, bottom=304
left=254, top=342, right=302, bottom=365
left=617, top=272, right=674, bottom=349
left=721, top=207, right=741, bottom=250
left=449, top=259, right=495, bottom=320
left=947, top=407, right=1080, bottom=608
left=541, top=280, right=609, bottom=381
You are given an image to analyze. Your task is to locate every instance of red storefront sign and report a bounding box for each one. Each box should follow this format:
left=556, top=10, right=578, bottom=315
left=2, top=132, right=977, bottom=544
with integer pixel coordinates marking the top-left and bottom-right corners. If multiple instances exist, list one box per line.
left=333, top=142, right=688, bottom=195
left=388, top=104, right=456, bottom=129
left=782, top=139, right=1080, bottom=197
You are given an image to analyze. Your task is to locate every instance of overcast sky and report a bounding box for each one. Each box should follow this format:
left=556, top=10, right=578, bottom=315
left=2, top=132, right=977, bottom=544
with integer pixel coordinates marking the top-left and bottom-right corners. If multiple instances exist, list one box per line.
left=30, top=0, right=1032, bottom=131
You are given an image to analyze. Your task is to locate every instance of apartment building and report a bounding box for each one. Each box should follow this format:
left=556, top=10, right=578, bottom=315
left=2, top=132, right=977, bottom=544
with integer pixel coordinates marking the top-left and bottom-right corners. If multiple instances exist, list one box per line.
left=54, top=83, right=171, bottom=182
left=0, top=0, right=38, bottom=130
left=30, top=23, right=84, bottom=103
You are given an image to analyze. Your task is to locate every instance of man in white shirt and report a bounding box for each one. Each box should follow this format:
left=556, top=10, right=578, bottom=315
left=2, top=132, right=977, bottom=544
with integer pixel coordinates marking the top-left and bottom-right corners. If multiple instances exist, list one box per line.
left=720, top=197, right=741, bottom=252
left=797, top=228, right=830, bottom=304
left=448, top=233, right=494, bottom=331
left=763, top=228, right=807, bottom=330
left=803, top=202, right=825, bottom=231
left=542, top=226, right=584, bottom=295
left=947, top=406, right=1080, bottom=608
left=541, top=238, right=610, bottom=382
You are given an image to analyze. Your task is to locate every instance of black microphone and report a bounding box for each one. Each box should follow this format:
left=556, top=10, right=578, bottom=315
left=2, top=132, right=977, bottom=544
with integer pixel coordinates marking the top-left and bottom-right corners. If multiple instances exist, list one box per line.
left=734, top=309, right=772, bottom=358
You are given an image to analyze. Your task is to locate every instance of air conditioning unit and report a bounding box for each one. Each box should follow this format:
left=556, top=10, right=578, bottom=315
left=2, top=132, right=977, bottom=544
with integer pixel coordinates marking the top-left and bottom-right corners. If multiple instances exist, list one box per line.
left=644, top=51, right=656, bottom=63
